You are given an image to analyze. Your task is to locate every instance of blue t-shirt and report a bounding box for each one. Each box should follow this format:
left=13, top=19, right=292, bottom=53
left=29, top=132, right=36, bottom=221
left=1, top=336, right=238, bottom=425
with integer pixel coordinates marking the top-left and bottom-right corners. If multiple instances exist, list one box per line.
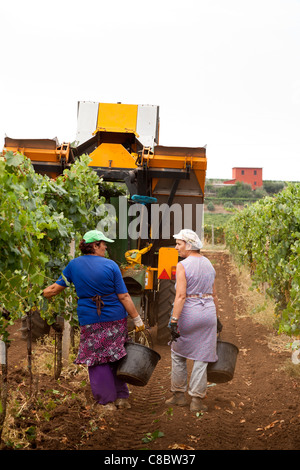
left=56, top=255, right=128, bottom=326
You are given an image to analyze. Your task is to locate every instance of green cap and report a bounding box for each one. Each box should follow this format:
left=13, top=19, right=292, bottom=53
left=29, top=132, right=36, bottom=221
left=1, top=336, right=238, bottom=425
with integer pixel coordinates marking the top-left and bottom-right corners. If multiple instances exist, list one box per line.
left=83, top=230, right=114, bottom=244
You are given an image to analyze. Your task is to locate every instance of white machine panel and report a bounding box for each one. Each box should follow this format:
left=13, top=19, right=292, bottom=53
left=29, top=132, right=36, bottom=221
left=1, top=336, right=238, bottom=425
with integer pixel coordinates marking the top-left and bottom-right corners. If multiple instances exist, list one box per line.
left=76, top=101, right=99, bottom=145
left=136, top=105, right=159, bottom=149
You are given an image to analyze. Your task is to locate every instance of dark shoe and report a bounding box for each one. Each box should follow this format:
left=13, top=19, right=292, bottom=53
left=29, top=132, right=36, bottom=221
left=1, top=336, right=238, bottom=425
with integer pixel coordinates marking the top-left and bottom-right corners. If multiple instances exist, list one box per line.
left=165, top=392, right=188, bottom=407
left=190, top=397, right=208, bottom=412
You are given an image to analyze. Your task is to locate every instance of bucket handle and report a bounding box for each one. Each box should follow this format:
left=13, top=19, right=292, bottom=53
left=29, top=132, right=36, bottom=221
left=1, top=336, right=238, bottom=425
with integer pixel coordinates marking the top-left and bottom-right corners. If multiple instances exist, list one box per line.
left=217, top=317, right=223, bottom=339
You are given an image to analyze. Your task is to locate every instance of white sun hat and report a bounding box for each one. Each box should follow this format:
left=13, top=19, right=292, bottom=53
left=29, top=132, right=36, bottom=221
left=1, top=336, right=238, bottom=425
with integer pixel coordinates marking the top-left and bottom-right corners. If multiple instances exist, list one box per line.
left=173, top=229, right=203, bottom=250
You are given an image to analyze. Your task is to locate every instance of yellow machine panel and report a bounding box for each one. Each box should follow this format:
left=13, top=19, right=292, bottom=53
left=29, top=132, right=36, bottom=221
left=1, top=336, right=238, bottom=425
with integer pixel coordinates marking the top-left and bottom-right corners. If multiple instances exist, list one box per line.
left=88, top=143, right=138, bottom=169
left=3, top=138, right=70, bottom=163
left=146, top=145, right=207, bottom=198
left=157, top=247, right=178, bottom=280
left=144, top=267, right=154, bottom=290
left=2, top=137, right=71, bottom=179
left=96, top=103, right=138, bottom=135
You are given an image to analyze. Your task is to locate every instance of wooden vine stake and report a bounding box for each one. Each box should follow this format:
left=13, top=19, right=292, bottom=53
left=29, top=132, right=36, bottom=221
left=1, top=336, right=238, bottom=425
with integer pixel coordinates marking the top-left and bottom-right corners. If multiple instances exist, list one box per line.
left=61, top=239, right=75, bottom=367
left=0, top=339, right=8, bottom=443
left=62, top=320, right=71, bottom=364
left=54, top=329, right=63, bottom=380
left=54, top=239, right=75, bottom=379
left=53, top=319, right=72, bottom=380
left=26, top=313, right=33, bottom=396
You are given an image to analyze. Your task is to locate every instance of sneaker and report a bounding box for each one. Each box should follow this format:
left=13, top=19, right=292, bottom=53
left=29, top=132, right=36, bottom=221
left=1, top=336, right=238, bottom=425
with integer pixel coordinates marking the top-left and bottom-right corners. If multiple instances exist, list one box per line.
left=190, top=397, right=208, bottom=412
left=101, top=402, right=117, bottom=412
left=165, top=392, right=188, bottom=407
left=115, top=398, right=131, bottom=409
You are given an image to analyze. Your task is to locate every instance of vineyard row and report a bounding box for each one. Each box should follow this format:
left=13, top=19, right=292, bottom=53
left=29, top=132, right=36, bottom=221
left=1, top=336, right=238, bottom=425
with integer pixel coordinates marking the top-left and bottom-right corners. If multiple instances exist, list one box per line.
left=225, top=182, right=300, bottom=336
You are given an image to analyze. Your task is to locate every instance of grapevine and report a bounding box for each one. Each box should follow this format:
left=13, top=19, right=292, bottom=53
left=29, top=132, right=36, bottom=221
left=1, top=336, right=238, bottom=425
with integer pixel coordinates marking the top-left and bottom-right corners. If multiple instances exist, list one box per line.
left=0, top=152, right=106, bottom=339
left=0, top=151, right=115, bottom=439
left=225, top=183, right=300, bottom=335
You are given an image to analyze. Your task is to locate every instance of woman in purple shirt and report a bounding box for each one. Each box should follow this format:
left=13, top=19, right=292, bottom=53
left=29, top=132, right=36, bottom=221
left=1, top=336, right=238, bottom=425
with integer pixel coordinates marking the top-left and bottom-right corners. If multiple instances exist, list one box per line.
left=43, top=230, right=144, bottom=412
left=166, top=229, right=218, bottom=413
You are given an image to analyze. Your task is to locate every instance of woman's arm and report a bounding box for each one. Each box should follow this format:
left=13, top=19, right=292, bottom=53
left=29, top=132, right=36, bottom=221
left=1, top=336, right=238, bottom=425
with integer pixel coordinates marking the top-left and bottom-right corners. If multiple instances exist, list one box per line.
left=117, top=292, right=145, bottom=330
left=171, top=263, right=186, bottom=321
left=117, top=292, right=140, bottom=319
left=43, top=283, right=66, bottom=299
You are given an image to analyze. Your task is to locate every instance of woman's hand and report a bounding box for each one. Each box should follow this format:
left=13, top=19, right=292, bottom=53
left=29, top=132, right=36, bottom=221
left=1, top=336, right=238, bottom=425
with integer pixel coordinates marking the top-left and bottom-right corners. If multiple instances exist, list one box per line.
left=132, top=315, right=145, bottom=332
left=43, top=283, right=66, bottom=299
left=169, top=321, right=180, bottom=342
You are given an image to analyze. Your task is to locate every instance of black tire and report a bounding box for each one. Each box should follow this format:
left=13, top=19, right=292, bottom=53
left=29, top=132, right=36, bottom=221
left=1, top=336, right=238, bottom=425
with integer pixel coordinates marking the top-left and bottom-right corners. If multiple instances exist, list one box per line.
left=156, top=279, right=175, bottom=345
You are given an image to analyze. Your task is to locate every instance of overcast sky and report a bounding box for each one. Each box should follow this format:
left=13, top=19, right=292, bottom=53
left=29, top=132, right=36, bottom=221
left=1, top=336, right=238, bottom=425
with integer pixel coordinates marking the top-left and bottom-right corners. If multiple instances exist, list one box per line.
left=1, top=0, right=300, bottom=182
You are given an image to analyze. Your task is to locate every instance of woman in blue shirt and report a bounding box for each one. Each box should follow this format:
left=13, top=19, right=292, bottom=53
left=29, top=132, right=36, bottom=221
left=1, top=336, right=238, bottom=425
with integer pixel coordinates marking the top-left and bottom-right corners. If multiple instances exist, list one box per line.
left=43, top=230, right=144, bottom=412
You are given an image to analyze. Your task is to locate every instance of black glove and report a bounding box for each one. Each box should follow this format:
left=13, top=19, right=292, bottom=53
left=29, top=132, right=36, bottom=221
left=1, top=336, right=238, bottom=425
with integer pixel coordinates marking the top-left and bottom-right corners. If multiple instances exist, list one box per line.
left=217, top=317, right=223, bottom=333
left=169, top=322, right=180, bottom=342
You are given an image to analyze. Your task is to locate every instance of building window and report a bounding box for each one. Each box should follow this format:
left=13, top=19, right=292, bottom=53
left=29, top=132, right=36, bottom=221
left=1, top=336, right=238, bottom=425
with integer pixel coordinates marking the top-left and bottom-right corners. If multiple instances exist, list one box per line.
left=241, top=170, right=244, bottom=175
left=254, top=170, right=257, bottom=175
left=254, top=181, right=257, bottom=186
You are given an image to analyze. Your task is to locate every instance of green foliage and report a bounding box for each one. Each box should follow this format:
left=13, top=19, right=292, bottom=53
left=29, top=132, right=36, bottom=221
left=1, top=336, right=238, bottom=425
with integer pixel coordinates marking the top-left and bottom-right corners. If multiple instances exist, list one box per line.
left=98, top=181, right=127, bottom=199
left=263, top=181, right=286, bottom=195
left=207, top=201, right=215, bottom=211
left=204, top=213, right=233, bottom=244
left=225, top=183, right=300, bottom=335
left=204, top=213, right=233, bottom=226
left=204, top=225, right=226, bottom=244
left=0, top=152, right=106, bottom=338
left=216, top=181, right=254, bottom=199
left=223, top=201, right=234, bottom=210
left=142, top=430, right=164, bottom=443
left=205, top=180, right=286, bottom=206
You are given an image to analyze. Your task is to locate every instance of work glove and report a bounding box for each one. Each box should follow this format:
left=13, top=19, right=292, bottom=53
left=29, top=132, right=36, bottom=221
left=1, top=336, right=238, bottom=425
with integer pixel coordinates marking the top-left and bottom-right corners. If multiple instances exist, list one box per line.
left=169, top=321, right=180, bottom=342
left=132, top=315, right=145, bottom=332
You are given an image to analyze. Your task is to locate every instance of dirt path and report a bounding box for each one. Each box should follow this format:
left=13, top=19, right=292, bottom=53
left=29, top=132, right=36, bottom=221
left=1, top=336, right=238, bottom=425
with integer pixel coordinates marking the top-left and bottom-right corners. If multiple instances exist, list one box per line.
left=3, top=251, right=300, bottom=451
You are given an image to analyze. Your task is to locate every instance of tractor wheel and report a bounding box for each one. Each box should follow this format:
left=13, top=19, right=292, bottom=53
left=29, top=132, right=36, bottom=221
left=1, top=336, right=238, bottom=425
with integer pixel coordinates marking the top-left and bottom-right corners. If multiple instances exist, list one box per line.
left=156, top=279, right=176, bottom=345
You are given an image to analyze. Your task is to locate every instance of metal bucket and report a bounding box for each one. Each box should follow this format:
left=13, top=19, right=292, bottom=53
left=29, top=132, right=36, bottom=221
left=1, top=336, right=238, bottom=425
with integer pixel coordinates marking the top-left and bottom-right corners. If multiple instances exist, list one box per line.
left=207, top=340, right=239, bottom=384
left=117, top=342, right=161, bottom=387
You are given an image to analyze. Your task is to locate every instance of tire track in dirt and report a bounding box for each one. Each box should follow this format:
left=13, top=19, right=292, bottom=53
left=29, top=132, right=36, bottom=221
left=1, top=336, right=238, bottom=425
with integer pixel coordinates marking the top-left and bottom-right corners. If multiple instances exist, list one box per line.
left=83, top=360, right=171, bottom=450
left=117, top=367, right=169, bottom=450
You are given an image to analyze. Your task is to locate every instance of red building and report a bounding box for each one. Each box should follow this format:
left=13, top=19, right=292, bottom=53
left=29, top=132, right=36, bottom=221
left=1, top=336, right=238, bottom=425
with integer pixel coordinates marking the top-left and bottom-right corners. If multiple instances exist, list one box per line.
left=224, top=167, right=263, bottom=190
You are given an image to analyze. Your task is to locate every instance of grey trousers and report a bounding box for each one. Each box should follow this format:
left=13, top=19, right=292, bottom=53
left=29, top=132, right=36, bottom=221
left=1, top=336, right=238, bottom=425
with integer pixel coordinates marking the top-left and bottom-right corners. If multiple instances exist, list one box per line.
left=170, top=350, right=207, bottom=398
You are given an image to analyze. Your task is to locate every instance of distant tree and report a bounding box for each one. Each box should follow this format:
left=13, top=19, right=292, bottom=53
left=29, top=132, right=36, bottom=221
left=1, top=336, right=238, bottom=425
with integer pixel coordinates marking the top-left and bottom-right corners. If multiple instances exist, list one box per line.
left=263, top=181, right=285, bottom=195
left=216, top=181, right=253, bottom=198
left=207, top=201, right=215, bottom=211
left=224, top=201, right=234, bottom=210
left=253, top=187, right=268, bottom=199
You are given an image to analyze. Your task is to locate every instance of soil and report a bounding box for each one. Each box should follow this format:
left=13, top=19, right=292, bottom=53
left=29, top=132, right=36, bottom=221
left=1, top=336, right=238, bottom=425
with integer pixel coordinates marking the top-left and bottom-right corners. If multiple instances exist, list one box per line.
left=2, top=251, right=299, bottom=452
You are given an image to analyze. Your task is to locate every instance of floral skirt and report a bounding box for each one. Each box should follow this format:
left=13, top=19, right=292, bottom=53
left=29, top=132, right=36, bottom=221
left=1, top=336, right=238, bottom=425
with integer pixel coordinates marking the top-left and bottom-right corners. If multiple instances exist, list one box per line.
left=75, top=318, right=130, bottom=367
